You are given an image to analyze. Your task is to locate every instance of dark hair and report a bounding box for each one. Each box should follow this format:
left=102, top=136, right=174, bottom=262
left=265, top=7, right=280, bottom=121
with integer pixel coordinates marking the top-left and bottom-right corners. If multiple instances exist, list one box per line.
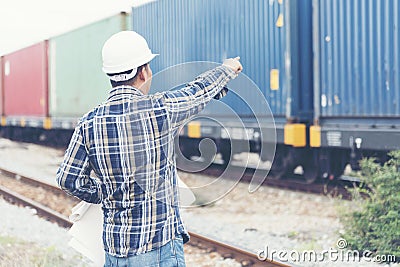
left=108, top=63, right=148, bottom=87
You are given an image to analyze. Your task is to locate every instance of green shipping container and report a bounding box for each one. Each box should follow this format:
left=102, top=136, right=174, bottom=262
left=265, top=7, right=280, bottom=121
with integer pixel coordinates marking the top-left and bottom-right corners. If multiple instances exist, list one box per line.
left=49, top=12, right=131, bottom=118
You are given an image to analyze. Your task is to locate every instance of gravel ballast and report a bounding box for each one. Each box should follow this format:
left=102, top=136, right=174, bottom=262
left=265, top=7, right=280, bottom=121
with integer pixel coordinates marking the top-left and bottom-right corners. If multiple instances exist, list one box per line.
left=0, top=138, right=397, bottom=267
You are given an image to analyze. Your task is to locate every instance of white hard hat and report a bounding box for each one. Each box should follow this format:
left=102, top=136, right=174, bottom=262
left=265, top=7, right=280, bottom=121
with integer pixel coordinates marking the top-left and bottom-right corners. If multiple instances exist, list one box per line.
left=102, top=31, right=158, bottom=75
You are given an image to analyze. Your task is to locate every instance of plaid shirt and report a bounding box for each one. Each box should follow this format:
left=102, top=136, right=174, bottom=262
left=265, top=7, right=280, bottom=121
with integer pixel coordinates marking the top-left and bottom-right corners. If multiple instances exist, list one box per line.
left=56, top=65, right=237, bottom=257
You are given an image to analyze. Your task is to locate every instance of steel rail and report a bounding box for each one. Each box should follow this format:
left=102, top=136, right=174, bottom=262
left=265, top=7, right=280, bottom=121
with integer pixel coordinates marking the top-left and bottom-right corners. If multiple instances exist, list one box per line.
left=179, top=162, right=356, bottom=200
left=0, top=168, right=60, bottom=194
left=0, top=169, right=288, bottom=267
left=0, top=184, right=72, bottom=228
left=189, top=232, right=289, bottom=267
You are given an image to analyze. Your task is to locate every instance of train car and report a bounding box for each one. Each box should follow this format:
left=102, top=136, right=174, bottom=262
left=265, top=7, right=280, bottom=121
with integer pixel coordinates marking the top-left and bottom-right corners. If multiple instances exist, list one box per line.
left=308, top=0, right=400, bottom=179
left=132, top=0, right=314, bottom=177
left=269, top=0, right=400, bottom=181
left=1, top=41, right=49, bottom=128
left=132, top=0, right=400, bottom=182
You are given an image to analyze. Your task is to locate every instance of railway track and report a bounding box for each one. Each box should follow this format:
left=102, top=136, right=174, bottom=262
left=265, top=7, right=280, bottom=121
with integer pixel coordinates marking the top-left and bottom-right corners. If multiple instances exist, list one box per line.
left=0, top=168, right=288, bottom=267
left=179, top=160, right=358, bottom=200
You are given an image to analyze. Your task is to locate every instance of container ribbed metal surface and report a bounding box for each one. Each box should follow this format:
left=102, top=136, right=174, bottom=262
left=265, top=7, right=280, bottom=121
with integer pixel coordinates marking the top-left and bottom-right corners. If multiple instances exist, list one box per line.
left=132, top=0, right=290, bottom=117
left=313, top=0, right=400, bottom=118
left=49, top=13, right=130, bottom=118
left=2, top=42, right=48, bottom=116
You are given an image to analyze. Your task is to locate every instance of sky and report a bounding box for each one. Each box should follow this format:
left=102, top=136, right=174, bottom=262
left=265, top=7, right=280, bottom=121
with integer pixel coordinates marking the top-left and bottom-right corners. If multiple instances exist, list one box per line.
left=0, top=0, right=153, bottom=55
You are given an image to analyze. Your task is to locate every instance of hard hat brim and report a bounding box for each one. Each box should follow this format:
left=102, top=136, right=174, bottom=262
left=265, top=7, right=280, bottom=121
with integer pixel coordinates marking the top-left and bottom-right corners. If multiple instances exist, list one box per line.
left=102, top=53, right=158, bottom=74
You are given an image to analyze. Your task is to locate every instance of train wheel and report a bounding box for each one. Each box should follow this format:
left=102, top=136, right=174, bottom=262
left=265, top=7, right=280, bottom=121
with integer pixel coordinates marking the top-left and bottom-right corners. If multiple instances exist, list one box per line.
left=318, top=148, right=348, bottom=180
left=303, top=161, right=319, bottom=183
left=220, top=150, right=231, bottom=166
left=270, top=148, right=289, bottom=179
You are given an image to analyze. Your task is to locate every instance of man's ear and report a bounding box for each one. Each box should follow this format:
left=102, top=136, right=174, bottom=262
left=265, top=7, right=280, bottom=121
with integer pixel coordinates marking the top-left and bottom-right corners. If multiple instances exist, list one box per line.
left=138, top=66, right=148, bottom=81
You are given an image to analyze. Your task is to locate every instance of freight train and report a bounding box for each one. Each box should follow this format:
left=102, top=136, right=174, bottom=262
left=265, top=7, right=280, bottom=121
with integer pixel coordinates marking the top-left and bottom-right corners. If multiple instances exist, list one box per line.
left=0, top=0, right=399, bottom=183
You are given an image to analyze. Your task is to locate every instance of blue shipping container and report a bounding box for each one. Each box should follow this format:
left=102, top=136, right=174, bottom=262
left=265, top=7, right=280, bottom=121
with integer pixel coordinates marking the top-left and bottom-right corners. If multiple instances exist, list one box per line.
left=132, top=0, right=313, bottom=120
left=313, top=0, right=400, bottom=118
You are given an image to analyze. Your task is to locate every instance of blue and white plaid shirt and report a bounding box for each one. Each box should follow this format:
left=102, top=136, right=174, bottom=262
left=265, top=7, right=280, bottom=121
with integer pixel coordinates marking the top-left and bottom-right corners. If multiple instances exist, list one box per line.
left=56, top=65, right=237, bottom=257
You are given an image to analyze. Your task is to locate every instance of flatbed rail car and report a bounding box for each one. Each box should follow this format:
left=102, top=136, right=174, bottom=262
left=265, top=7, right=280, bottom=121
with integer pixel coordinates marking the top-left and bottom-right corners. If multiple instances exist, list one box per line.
left=310, top=0, right=400, bottom=179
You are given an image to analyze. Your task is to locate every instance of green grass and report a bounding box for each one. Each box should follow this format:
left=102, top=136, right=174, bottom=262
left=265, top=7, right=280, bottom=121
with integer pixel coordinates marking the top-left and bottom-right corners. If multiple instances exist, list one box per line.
left=0, top=235, right=88, bottom=267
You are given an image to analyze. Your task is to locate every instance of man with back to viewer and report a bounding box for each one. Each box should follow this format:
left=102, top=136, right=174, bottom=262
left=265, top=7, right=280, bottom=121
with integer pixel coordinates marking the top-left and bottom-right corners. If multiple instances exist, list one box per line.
left=56, top=30, right=242, bottom=266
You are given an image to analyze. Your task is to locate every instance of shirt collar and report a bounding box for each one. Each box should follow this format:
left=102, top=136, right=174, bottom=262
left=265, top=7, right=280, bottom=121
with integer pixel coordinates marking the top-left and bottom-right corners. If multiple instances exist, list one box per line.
left=107, top=86, right=144, bottom=100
